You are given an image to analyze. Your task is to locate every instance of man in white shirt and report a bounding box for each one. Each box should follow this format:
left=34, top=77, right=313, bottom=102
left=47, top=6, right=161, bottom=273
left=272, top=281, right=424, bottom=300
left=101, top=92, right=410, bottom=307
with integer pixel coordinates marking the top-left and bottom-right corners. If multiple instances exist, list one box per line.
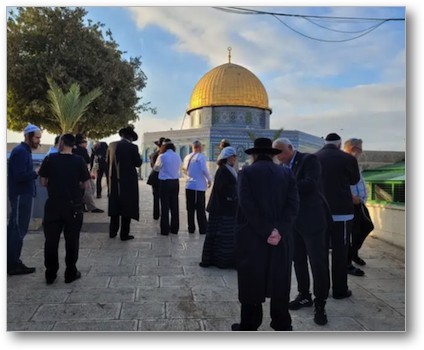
left=182, top=140, right=213, bottom=234
left=154, top=139, right=182, bottom=235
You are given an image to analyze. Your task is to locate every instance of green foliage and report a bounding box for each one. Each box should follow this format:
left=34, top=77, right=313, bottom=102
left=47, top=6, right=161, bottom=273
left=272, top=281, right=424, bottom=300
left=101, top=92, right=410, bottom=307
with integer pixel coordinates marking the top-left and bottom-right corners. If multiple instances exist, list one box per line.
left=46, top=77, right=102, bottom=133
left=7, top=7, right=156, bottom=138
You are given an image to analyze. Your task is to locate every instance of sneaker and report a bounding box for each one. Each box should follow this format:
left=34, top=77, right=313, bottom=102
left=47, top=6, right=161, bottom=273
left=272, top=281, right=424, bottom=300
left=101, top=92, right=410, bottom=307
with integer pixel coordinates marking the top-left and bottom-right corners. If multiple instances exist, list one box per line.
left=121, top=235, right=135, bottom=241
left=314, top=305, right=328, bottom=325
left=8, top=264, right=36, bottom=276
left=288, top=293, right=313, bottom=310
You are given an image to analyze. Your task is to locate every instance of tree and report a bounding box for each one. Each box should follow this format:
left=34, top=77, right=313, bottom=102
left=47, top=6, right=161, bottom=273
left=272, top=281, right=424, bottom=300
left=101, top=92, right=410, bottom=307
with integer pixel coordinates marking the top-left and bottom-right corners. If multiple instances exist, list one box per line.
left=7, top=7, right=156, bottom=138
left=247, top=128, right=284, bottom=142
left=46, top=77, right=102, bottom=134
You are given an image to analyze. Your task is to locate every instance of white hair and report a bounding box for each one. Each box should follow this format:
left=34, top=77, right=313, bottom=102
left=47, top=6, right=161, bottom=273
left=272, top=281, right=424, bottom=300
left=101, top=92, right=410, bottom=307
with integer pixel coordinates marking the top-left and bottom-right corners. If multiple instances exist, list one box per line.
left=273, top=138, right=294, bottom=149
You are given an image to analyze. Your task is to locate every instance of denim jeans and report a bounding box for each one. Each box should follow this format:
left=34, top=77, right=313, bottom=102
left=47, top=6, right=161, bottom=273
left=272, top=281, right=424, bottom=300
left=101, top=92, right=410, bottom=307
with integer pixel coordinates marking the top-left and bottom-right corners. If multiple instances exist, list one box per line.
left=7, top=194, right=33, bottom=271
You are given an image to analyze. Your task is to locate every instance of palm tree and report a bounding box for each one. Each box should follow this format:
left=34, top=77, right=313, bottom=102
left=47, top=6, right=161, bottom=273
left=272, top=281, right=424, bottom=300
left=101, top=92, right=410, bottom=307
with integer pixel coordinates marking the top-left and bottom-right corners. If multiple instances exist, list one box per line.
left=46, top=77, right=102, bottom=134
left=246, top=127, right=284, bottom=142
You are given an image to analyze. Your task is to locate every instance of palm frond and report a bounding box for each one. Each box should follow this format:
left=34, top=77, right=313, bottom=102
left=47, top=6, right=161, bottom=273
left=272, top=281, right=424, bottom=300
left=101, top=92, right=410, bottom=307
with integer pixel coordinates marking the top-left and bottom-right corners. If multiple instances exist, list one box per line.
left=247, top=131, right=257, bottom=141
left=272, top=127, right=284, bottom=141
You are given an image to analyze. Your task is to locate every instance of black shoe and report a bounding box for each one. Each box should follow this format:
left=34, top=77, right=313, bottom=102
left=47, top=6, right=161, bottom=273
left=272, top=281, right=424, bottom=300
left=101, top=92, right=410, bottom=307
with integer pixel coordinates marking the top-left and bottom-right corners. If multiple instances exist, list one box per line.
left=91, top=208, right=104, bottom=213
left=199, top=262, right=210, bottom=268
left=289, top=293, right=313, bottom=310
left=46, top=276, right=57, bottom=285
left=160, top=232, right=169, bottom=236
left=8, top=265, right=36, bottom=276
left=314, top=305, right=328, bottom=325
left=153, top=217, right=160, bottom=221
left=121, top=235, right=135, bottom=241
left=65, top=271, right=81, bottom=284
left=109, top=232, right=117, bottom=238
left=83, top=207, right=89, bottom=212
left=333, top=290, right=352, bottom=299
left=347, top=265, right=365, bottom=276
left=352, top=256, right=366, bottom=266
left=231, top=323, right=242, bottom=331
left=170, top=231, right=178, bottom=235
left=96, top=194, right=102, bottom=199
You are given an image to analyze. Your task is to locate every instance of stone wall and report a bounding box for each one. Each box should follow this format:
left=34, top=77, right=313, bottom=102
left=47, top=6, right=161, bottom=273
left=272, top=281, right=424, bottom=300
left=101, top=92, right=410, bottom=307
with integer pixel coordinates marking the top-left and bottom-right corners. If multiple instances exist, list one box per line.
left=366, top=203, right=405, bottom=249
left=358, top=151, right=405, bottom=170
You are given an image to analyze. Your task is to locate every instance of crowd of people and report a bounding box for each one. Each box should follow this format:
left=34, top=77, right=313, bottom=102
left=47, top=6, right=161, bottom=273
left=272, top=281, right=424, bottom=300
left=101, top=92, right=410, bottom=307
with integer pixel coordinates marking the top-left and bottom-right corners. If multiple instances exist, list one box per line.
left=7, top=123, right=374, bottom=331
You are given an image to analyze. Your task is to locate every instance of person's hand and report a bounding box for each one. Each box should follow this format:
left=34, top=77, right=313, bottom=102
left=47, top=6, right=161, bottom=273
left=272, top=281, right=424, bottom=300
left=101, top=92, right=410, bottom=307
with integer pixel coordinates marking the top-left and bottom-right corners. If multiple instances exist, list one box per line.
left=352, top=194, right=361, bottom=205
left=35, top=167, right=40, bottom=176
left=267, top=228, right=281, bottom=246
left=207, top=180, right=212, bottom=188
left=91, top=173, right=96, bottom=180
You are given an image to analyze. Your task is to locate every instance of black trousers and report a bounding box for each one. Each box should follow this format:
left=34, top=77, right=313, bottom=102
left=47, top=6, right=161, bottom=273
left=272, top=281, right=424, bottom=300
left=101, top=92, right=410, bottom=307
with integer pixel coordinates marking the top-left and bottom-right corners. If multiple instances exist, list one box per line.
left=330, top=220, right=353, bottom=296
left=43, top=201, right=83, bottom=279
left=160, top=179, right=179, bottom=235
left=152, top=186, right=160, bottom=220
left=96, top=165, right=109, bottom=197
left=185, top=189, right=207, bottom=234
left=293, top=226, right=330, bottom=303
left=110, top=216, right=131, bottom=238
left=347, top=204, right=366, bottom=265
left=240, top=299, right=292, bottom=331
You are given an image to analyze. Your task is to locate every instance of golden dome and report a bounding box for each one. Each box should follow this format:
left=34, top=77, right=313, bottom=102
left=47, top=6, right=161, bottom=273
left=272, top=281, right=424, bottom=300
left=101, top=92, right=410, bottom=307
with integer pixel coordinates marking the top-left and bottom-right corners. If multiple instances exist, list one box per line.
left=187, top=62, right=271, bottom=113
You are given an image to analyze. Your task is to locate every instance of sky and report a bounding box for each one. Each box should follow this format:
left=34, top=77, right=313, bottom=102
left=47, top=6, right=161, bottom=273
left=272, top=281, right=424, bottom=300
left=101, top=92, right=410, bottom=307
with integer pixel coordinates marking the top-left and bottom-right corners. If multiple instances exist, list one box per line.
left=6, top=6, right=406, bottom=151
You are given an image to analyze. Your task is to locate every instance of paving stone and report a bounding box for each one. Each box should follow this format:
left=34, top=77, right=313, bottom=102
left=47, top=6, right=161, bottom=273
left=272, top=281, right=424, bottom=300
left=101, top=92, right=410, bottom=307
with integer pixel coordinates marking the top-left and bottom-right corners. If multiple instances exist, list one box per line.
left=357, top=267, right=405, bottom=280
left=355, top=317, right=405, bottom=331
left=32, top=303, right=121, bottom=321
left=291, top=317, right=366, bottom=331
left=88, top=265, right=136, bottom=276
left=109, top=276, right=159, bottom=288
left=395, top=308, right=405, bottom=316
left=8, top=288, right=72, bottom=303
left=53, top=320, right=138, bottom=331
left=183, top=266, right=237, bottom=277
left=33, top=248, right=91, bottom=258
left=54, top=276, right=111, bottom=289
left=138, top=319, right=203, bottom=331
left=160, top=276, right=226, bottom=288
left=120, top=302, right=165, bottom=319
left=136, top=287, right=193, bottom=302
left=8, top=322, right=55, bottom=331
left=166, top=301, right=240, bottom=319
left=326, top=299, right=400, bottom=318
left=372, top=292, right=406, bottom=309
left=120, top=256, right=159, bottom=266
left=359, top=258, right=404, bottom=269
left=136, top=265, right=184, bottom=276
left=202, top=318, right=236, bottom=331
left=8, top=304, right=41, bottom=323
left=191, top=286, right=238, bottom=302
left=158, top=256, right=201, bottom=267
left=75, top=256, right=122, bottom=266
left=88, top=249, right=138, bottom=258
left=349, top=278, right=405, bottom=294
left=67, top=288, right=135, bottom=303
left=100, top=241, right=152, bottom=250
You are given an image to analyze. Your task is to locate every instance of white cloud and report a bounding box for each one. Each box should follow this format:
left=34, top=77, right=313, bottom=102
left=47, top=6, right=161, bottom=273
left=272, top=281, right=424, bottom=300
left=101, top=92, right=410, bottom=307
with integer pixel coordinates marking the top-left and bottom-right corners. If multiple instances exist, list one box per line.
left=128, top=7, right=405, bottom=151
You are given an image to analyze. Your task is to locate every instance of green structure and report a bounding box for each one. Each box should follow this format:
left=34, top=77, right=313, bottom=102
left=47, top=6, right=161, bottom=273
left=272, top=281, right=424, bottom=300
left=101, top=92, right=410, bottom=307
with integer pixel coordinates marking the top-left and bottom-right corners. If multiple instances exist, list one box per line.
left=362, top=160, right=405, bottom=205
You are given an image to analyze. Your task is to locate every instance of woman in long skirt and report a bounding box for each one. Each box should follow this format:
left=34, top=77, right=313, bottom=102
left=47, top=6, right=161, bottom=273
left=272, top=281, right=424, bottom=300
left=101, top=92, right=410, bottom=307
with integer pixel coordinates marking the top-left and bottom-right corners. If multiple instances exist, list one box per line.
left=200, top=147, right=238, bottom=269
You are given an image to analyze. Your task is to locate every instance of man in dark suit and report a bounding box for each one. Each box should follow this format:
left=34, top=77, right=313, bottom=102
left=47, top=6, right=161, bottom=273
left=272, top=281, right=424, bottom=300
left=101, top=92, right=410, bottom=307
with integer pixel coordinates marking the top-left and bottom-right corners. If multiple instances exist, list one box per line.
left=147, top=137, right=165, bottom=220
left=315, top=133, right=361, bottom=299
left=273, top=138, right=331, bottom=326
left=107, top=125, right=142, bottom=240
left=232, top=138, right=299, bottom=332
left=90, top=141, right=109, bottom=198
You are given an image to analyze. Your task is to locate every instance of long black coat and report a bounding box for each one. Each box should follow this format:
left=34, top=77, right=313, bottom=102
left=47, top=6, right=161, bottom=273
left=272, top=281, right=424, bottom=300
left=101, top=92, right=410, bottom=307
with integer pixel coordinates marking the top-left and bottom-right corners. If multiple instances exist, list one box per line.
left=107, top=140, right=142, bottom=220
left=206, top=164, right=238, bottom=216
left=235, top=156, right=300, bottom=304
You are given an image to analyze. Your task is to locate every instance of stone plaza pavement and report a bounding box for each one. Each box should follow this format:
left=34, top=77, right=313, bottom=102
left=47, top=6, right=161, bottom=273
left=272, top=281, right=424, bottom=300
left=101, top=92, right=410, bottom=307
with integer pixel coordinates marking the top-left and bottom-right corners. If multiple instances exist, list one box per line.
left=7, top=180, right=406, bottom=332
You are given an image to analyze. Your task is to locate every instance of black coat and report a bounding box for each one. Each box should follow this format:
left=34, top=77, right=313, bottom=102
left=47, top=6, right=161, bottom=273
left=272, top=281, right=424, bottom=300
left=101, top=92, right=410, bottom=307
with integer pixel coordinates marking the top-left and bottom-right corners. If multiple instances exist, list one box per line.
left=73, top=145, right=90, bottom=165
left=291, top=152, right=332, bottom=234
left=315, top=144, right=360, bottom=216
left=90, top=142, right=108, bottom=171
left=235, top=156, right=300, bottom=304
left=107, top=140, right=142, bottom=220
left=147, top=150, right=160, bottom=188
left=206, top=164, right=238, bottom=216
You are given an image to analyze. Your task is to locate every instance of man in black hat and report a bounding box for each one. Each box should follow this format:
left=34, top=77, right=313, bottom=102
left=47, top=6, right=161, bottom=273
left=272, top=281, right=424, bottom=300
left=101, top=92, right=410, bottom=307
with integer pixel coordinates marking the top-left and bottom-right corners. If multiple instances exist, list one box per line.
left=90, top=141, right=109, bottom=198
left=315, top=133, right=361, bottom=299
left=39, top=134, right=91, bottom=284
left=232, top=138, right=300, bottom=331
left=146, top=137, right=166, bottom=220
left=107, top=125, right=142, bottom=240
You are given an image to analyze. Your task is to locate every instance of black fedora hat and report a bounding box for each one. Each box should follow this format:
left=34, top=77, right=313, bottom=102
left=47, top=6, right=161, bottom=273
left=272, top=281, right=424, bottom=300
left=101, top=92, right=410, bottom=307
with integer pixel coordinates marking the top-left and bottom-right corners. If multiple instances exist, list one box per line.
left=119, top=125, right=138, bottom=142
left=154, top=137, right=166, bottom=146
left=245, top=137, right=281, bottom=155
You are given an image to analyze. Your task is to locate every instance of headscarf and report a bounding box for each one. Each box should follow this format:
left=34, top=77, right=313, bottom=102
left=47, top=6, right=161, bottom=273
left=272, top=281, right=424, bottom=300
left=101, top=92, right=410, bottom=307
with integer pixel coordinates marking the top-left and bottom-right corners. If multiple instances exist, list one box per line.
left=218, top=147, right=237, bottom=179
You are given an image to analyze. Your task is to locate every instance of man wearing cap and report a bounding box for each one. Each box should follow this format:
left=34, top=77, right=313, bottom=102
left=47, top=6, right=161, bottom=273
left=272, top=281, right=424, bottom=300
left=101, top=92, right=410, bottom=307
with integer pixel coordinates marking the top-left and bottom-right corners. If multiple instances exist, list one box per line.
left=232, top=138, right=299, bottom=332
left=315, top=133, right=361, bottom=299
left=7, top=124, right=42, bottom=275
left=147, top=137, right=165, bottom=220
left=39, top=134, right=91, bottom=284
left=182, top=140, right=213, bottom=235
left=107, top=125, right=142, bottom=240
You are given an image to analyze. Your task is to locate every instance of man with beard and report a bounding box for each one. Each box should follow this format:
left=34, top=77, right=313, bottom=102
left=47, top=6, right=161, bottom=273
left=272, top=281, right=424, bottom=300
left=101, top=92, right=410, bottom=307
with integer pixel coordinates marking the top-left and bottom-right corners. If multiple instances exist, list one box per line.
left=7, top=124, right=42, bottom=275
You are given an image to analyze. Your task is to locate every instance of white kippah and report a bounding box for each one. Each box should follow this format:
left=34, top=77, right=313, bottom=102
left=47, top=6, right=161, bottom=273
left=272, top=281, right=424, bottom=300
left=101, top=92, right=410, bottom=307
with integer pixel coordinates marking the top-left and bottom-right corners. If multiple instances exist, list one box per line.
left=218, top=146, right=237, bottom=161
left=24, top=123, right=41, bottom=134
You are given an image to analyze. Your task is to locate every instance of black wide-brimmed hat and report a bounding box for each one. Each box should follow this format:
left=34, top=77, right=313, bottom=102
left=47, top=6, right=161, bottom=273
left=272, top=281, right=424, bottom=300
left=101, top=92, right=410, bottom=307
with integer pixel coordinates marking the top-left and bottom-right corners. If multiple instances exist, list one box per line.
left=245, top=137, right=281, bottom=155
left=75, top=133, right=87, bottom=144
left=119, top=125, right=138, bottom=142
left=154, top=137, right=166, bottom=146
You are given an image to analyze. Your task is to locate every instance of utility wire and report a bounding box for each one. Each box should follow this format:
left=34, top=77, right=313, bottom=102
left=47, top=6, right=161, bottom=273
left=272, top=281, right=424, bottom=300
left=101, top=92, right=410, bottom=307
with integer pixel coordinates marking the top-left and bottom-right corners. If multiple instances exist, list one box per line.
left=223, top=6, right=405, bottom=21
left=213, top=6, right=401, bottom=43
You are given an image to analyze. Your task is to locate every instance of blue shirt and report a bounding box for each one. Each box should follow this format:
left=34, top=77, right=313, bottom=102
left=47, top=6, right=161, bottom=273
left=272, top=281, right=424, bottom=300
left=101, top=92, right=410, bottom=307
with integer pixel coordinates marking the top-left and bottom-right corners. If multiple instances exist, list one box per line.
left=351, top=174, right=368, bottom=204
left=47, top=147, right=58, bottom=155
left=183, top=152, right=213, bottom=191
left=288, top=151, right=297, bottom=169
left=7, top=142, right=38, bottom=197
left=154, top=149, right=182, bottom=180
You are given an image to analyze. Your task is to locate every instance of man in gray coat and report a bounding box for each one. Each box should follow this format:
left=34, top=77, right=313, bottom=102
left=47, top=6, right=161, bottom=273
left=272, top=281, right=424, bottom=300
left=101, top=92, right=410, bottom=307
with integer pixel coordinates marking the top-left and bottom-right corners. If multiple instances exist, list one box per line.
left=232, top=138, right=300, bottom=331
